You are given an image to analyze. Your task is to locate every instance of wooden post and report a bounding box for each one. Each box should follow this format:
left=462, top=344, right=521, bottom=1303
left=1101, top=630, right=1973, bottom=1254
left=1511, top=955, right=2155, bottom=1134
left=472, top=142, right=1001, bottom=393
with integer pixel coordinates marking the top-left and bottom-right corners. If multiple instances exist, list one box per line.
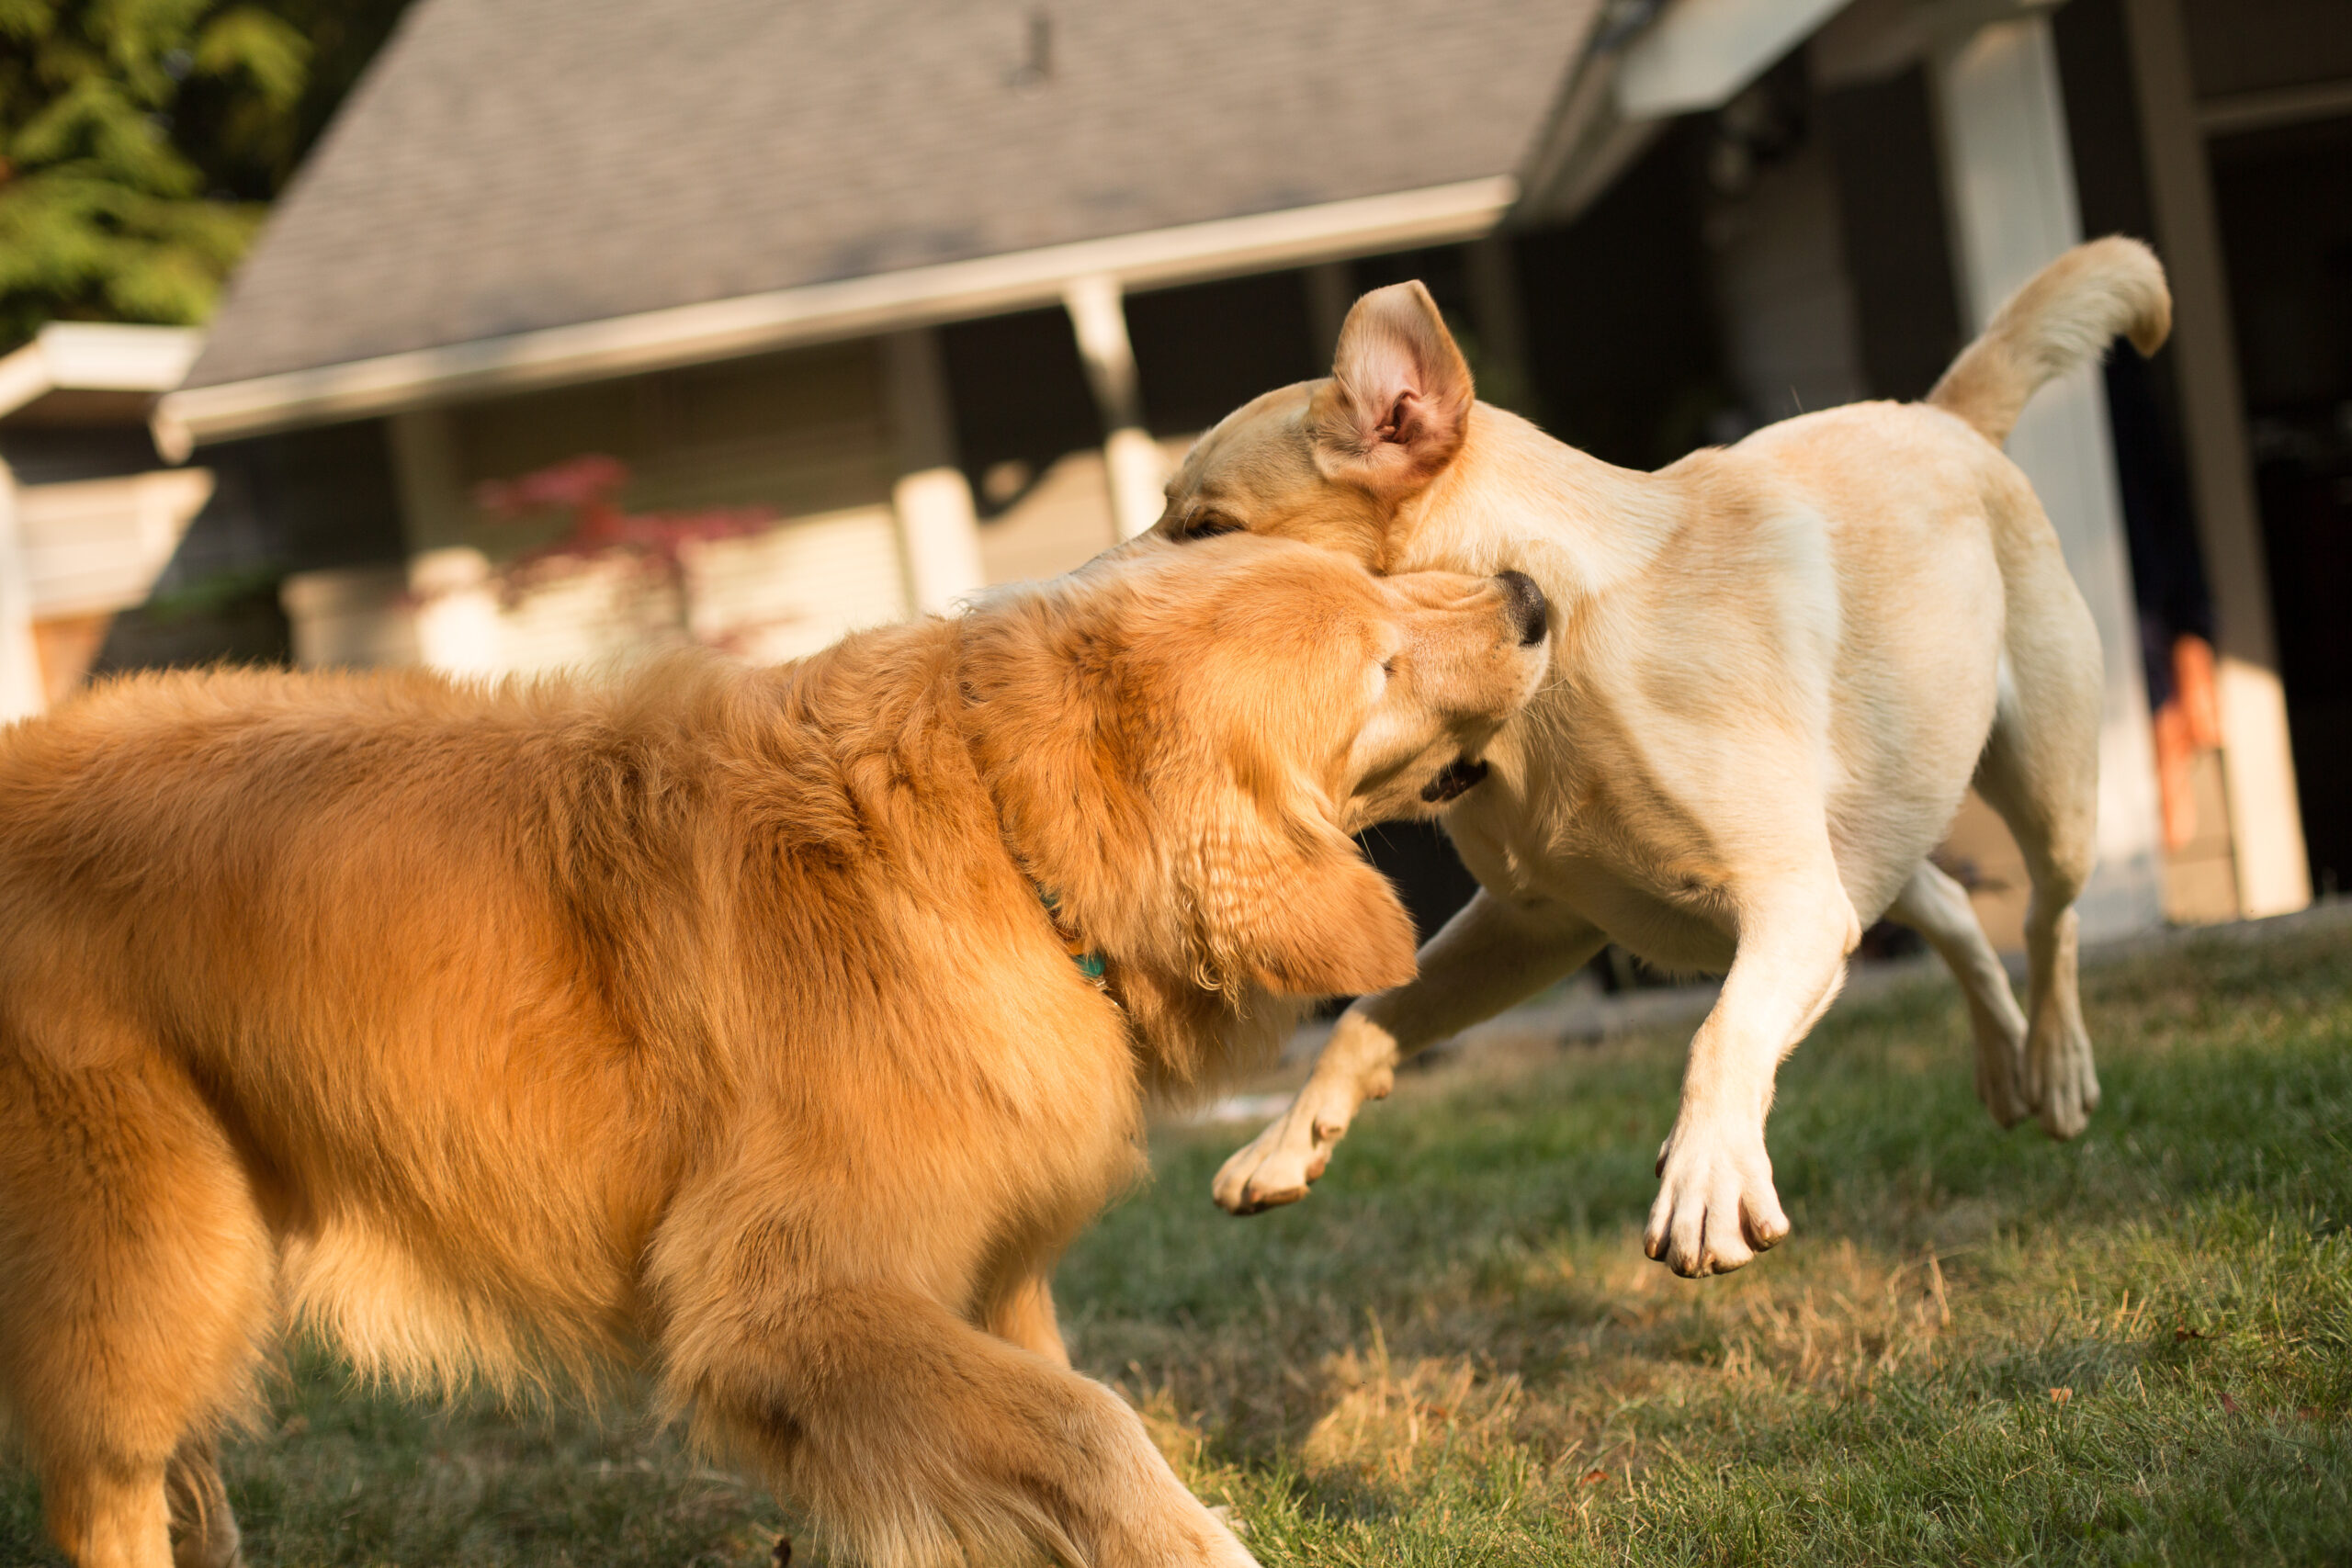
left=1062, top=275, right=1165, bottom=541
left=386, top=406, right=501, bottom=674
left=1304, top=261, right=1353, bottom=367
left=883, top=329, right=986, bottom=614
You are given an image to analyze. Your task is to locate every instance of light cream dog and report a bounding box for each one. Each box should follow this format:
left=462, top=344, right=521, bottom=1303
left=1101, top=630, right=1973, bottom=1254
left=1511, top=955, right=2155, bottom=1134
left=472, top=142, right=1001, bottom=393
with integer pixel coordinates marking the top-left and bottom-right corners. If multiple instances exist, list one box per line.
left=1159, top=239, right=2171, bottom=1279
left=0, top=534, right=1548, bottom=1568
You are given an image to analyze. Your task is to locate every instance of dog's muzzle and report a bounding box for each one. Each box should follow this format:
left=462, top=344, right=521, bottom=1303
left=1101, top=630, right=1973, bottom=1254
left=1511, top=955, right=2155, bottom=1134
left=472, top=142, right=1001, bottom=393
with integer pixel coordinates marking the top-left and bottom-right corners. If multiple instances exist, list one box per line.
left=1422, top=757, right=1491, bottom=804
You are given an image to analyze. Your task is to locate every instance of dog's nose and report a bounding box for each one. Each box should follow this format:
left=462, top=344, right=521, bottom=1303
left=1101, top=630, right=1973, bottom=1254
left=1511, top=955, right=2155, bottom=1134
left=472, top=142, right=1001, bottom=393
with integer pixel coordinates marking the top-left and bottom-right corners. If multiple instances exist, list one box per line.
left=1495, top=570, right=1549, bottom=647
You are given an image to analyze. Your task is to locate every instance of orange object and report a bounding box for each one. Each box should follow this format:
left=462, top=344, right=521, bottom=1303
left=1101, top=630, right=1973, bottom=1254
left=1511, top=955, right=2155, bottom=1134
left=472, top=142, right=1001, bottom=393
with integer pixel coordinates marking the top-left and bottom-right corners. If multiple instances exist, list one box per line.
left=2174, top=634, right=2221, bottom=750
left=2152, top=635, right=2222, bottom=852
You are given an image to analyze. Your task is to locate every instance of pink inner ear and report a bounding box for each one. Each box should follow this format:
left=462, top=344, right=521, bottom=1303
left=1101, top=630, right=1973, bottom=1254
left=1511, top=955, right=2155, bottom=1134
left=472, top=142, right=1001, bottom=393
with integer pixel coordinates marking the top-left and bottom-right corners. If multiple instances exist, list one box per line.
left=1322, top=281, right=1473, bottom=493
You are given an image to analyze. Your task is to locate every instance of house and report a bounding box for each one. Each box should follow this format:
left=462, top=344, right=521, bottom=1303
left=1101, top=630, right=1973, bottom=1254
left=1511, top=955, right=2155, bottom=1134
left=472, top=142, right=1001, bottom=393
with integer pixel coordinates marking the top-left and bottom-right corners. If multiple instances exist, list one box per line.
left=0, top=324, right=212, bottom=715
left=8, top=0, right=2345, bottom=945
left=153, top=0, right=1590, bottom=682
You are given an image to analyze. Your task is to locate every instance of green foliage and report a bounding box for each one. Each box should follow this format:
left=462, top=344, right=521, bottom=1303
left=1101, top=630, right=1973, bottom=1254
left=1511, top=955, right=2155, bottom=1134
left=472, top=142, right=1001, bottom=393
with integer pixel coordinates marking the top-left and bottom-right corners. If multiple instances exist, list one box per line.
left=0, top=0, right=409, bottom=348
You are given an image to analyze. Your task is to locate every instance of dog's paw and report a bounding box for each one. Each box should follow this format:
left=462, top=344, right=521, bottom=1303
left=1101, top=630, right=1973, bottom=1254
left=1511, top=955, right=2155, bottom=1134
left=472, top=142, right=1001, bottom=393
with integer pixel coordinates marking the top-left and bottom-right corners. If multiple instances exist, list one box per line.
left=1644, top=1121, right=1789, bottom=1277
left=2028, top=1023, right=2099, bottom=1141
left=1973, top=1026, right=2033, bottom=1130
left=1170, top=1499, right=1260, bottom=1568
left=1210, top=1076, right=1370, bottom=1214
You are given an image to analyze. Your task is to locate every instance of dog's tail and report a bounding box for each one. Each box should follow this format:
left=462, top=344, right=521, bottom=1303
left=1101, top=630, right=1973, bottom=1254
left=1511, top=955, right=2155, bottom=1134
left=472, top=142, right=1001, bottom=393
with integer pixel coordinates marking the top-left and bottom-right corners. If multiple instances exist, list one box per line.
left=1927, top=236, right=2171, bottom=446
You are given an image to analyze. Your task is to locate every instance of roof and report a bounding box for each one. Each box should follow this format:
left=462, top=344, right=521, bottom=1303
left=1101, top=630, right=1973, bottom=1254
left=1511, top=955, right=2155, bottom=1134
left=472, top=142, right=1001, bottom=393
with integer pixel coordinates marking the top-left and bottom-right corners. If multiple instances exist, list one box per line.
left=179, top=0, right=1600, bottom=402
left=0, top=324, right=202, bottom=426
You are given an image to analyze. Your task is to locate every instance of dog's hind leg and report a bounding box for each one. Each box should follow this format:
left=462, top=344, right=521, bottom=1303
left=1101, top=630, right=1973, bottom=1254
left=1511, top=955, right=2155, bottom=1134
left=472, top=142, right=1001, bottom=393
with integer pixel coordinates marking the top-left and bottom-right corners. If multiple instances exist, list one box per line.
left=1886, top=860, right=2031, bottom=1127
left=1213, top=892, right=1604, bottom=1213
left=0, top=1026, right=272, bottom=1568
left=31, top=1364, right=252, bottom=1568
left=164, top=1433, right=243, bottom=1568
left=1972, top=537, right=2105, bottom=1140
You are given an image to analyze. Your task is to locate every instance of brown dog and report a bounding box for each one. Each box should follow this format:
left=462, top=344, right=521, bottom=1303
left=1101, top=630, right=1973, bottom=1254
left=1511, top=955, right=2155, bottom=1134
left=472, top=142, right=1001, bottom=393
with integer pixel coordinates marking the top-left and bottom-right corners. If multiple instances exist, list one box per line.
left=1153, top=240, right=2169, bottom=1279
left=0, top=533, right=1549, bottom=1568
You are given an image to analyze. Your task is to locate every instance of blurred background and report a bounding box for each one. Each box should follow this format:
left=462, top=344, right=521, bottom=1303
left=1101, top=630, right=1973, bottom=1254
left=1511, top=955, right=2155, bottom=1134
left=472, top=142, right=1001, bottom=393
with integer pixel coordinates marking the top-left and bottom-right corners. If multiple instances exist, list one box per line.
left=1, top=0, right=2346, bottom=963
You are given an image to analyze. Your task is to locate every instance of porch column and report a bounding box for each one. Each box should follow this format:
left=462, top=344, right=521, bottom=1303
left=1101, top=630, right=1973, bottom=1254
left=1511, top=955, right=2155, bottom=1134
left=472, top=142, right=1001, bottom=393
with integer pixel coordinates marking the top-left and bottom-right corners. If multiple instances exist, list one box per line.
left=1465, top=235, right=1536, bottom=415
left=1305, top=261, right=1353, bottom=366
left=387, top=406, right=469, bottom=552
left=388, top=409, right=501, bottom=675
left=1932, top=15, right=2165, bottom=939
left=1062, top=275, right=1165, bottom=540
left=0, top=458, right=43, bottom=720
left=2120, top=0, right=2312, bottom=917
left=407, top=546, right=503, bottom=678
left=882, top=328, right=985, bottom=614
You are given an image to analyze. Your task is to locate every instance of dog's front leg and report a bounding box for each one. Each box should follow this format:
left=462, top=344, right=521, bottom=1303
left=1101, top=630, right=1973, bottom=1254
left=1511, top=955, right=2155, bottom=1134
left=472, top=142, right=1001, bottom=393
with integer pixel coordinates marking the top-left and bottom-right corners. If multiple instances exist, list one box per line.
left=677, top=1283, right=1253, bottom=1568
left=1215, top=892, right=1602, bottom=1213
left=983, top=1264, right=1070, bottom=1368
left=1646, top=878, right=1860, bottom=1277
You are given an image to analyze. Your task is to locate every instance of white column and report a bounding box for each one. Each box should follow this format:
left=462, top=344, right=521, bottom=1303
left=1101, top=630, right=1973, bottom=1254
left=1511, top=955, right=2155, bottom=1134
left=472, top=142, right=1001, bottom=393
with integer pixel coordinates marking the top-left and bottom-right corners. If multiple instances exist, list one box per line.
left=388, top=406, right=500, bottom=674
left=1933, top=16, right=2165, bottom=939
left=1465, top=234, right=1536, bottom=414
left=1305, top=260, right=1353, bottom=367
left=386, top=405, right=469, bottom=554
left=2121, top=0, right=2312, bottom=917
left=408, top=546, right=502, bottom=677
left=0, top=458, right=44, bottom=720
left=882, top=329, right=986, bottom=613
left=1062, top=275, right=1166, bottom=541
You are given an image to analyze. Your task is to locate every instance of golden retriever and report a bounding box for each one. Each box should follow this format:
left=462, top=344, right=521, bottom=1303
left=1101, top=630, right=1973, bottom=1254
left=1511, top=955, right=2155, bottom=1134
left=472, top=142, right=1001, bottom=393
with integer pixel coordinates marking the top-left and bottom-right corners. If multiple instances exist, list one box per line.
left=0, top=532, right=1550, bottom=1568
left=1146, top=240, right=2169, bottom=1279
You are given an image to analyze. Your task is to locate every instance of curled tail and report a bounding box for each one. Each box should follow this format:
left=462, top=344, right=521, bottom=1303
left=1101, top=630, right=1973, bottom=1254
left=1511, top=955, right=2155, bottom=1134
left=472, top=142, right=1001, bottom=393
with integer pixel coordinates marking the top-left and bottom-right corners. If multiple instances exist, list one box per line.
left=1928, top=236, right=2171, bottom=445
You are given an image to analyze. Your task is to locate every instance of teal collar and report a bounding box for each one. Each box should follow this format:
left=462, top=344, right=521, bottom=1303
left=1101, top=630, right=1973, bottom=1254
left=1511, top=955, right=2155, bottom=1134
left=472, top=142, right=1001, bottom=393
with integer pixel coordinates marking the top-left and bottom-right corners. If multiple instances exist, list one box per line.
left=1035, top=886, right=1108, bottom=982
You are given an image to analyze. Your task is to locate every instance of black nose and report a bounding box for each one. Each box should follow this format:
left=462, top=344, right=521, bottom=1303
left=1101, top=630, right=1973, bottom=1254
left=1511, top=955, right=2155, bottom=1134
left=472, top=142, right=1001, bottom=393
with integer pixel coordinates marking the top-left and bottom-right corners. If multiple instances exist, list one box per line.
left=1496, top=570, right=1549, bottom=647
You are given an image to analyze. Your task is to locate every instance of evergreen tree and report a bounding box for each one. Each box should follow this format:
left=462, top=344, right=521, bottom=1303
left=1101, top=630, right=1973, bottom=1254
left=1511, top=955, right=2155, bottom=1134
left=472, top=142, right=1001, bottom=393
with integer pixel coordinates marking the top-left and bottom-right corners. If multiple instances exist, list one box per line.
left=0, top=0, right=409, bottom=349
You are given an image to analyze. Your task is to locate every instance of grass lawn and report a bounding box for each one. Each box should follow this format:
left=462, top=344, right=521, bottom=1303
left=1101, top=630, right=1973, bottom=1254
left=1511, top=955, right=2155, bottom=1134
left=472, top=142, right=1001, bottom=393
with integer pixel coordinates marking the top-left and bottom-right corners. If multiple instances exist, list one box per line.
left=6, top=925, right=2348, bottom=1565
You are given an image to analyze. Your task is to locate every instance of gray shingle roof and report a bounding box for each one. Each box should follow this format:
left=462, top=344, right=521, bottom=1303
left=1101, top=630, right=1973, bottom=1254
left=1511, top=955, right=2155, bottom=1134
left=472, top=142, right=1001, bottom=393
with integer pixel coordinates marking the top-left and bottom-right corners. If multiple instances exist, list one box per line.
left=184, top=0, right=1599, bottom=389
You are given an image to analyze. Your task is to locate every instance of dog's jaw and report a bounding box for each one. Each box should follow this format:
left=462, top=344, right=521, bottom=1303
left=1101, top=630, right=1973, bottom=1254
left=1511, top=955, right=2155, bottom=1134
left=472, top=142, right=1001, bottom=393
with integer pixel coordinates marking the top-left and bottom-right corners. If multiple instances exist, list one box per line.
left=1419, top=756, right=1490, bottom=805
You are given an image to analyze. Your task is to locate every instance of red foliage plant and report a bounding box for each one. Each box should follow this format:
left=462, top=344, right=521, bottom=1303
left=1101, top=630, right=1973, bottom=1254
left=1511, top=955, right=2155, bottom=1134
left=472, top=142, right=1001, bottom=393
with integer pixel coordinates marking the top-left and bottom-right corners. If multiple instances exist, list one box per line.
left=473, top=456, right=772, bottom=600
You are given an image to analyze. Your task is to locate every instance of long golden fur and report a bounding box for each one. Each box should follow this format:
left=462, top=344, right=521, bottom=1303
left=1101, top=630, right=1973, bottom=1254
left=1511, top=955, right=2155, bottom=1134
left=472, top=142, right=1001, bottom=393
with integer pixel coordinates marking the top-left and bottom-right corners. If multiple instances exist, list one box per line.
left=0, top=533, right=1548, bottom=1568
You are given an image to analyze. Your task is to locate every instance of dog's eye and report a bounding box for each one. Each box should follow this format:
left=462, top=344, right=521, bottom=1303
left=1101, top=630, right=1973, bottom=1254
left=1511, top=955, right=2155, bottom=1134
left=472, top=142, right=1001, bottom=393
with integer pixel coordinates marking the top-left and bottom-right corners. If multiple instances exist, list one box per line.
left=1183, top=513, right=1244, bottom=541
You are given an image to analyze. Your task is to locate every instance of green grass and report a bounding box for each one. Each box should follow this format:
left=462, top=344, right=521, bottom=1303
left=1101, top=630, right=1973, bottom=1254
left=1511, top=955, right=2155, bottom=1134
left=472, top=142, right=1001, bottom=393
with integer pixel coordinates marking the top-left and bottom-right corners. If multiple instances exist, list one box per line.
left=6, top=928, right=2348, bottom=1564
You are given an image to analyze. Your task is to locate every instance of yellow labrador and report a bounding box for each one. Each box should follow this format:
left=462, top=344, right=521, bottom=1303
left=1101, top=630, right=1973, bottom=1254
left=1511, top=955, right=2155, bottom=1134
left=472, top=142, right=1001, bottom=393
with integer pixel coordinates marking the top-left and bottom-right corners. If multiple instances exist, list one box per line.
left=0, top=534, right=1548, bottom=1568
left=1150, top=239, right=2169, bottom=1279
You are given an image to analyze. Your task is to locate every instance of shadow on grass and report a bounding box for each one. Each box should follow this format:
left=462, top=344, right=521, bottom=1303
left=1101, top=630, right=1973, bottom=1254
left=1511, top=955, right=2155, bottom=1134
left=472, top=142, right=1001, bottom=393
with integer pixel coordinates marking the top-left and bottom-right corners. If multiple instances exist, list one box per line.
left=2, top=1351, right=790, bottom=1567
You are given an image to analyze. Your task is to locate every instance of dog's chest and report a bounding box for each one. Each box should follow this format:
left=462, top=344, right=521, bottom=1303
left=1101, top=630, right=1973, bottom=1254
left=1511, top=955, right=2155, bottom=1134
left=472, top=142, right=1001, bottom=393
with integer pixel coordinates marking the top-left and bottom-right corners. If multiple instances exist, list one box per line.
left=1557, top=863, right=1741, bottom=972
left=1442, top=725, right=1743, bottom=971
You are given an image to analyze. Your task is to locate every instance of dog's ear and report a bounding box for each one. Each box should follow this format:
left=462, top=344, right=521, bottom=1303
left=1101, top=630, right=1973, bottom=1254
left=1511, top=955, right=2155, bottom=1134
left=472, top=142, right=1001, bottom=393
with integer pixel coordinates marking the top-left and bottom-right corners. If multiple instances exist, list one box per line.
left=1193, top=817, right=1419, bottom=998
left=1315, top=280, right=1475, bottom=500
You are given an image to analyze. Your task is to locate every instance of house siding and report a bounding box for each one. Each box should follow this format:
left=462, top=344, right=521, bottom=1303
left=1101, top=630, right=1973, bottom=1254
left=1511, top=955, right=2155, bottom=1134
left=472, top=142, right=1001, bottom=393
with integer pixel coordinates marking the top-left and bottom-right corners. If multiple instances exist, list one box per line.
left=285, top=342, right=910, bottom=675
